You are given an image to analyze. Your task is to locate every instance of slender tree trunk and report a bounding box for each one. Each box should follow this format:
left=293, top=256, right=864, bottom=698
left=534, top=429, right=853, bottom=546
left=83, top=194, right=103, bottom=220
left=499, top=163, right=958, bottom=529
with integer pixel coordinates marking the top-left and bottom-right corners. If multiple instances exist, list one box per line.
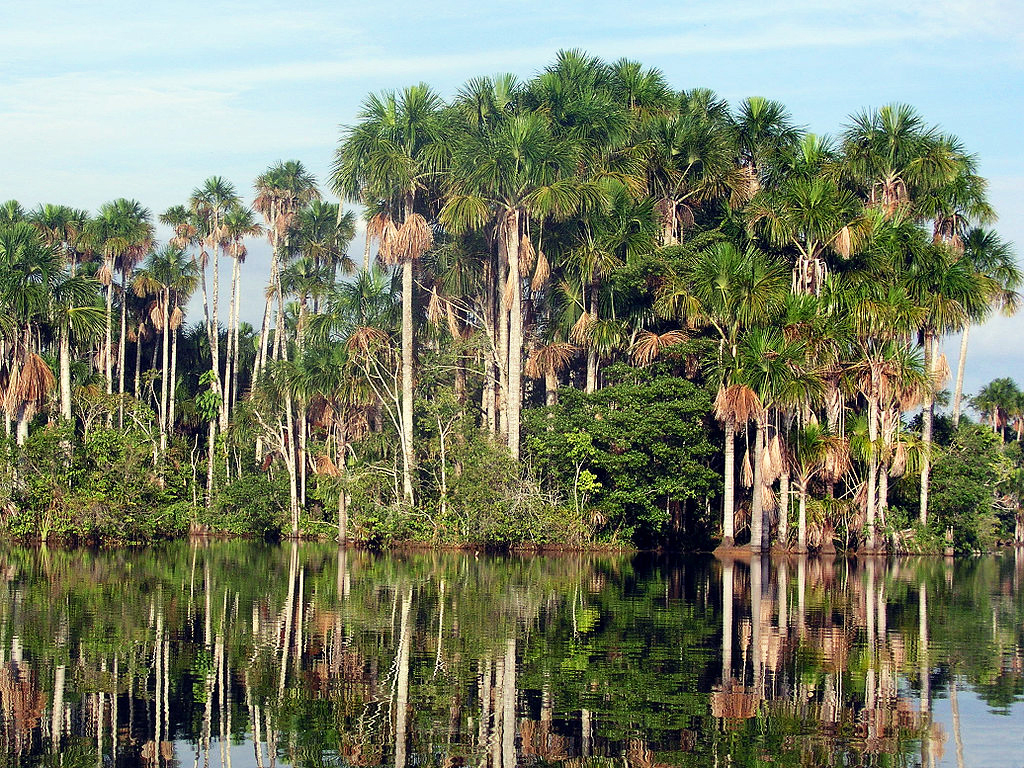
left=779, top=470, right=790, bottom=547
left=497, top=248, right=510, bottom=440
left=133, top=326, right=143, bottom=399
left=920, top=332, right=935, bottom=526
left=721, top=420, right=736, bottom=547
left=952, top=324, right=970, bottom=427
left=867, top=396, right=879, bottom=551
left=255, top=228, right=278, bottom=385
left=507, top=211, right=524, bottom=461
left=585, top=284, right=598, bottom=394
left=105, top=266, right=114, bottom=394
left=797, top=485, right=808, bottom=553
left=118, top=271, right=128, bottom=398
left=750, top=421, right=765, bottom=552
left=159, top=291, right=170, bottom=455
left=545, top=369, right=558, bottom=406
left=212, top=241, right=226, bottom=432
left=401, top=257, right=415, bottom=502
left=169, top=323, right=180, bottom=440
left=59, top=325, right=72, bottom=421
left=206, top=421, right=216, bottom=506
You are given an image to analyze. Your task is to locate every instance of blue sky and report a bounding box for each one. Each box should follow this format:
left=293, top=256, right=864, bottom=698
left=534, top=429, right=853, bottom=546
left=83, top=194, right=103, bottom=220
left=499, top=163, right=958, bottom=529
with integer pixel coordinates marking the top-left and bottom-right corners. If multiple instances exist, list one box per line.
left=1, top=0, right=1021, bottom=401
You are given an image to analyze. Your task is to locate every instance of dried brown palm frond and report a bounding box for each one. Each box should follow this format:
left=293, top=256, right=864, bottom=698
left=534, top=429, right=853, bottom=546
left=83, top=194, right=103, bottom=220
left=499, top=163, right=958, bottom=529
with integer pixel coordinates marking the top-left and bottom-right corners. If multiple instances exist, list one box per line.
left=570, top=312, right=595, bottom=345
left=169, top=306, right=184, bottom=331
left=444, top=303, right=465, bottom=341
left=741, top=447, right=753, bottom=489
left=889, top=442, right=907, bottom=478
left=97, top=263, right=113, bottom=286
left=149, top=301, right=166, bottom=329
left=713, top=384, right=764, bottom=425
left=346, top=325, right=389, bottom=354
left=198, top=250, right=210, bottom=269
left=822, top=437, right=851, bottom=483
left=4, top=353, right=55, bottom=418
left=395, top=213, right=433, bottom=262
left=308, top=398, right=337, bottom=429
left=233, top=243, right=248, bottom=263
left=630, top=330, right=687, bottom=366
left=531, top=249, right=550, bottom=291
left=834, top=225, right=854, bottom=258
left=519, top=237, right=536, bottom=274
left=760, top=484, right=777, bottom=514
left=314, top=454, right=340, bottom=477
left=426, top=287, right=444, bottom=326
left=525, top=343, right=577, bottom=379
left=367, top=213, right=399, bottom=264
left=502, top=269, right=519, bottom=309
left=764, top=434, right=784, bottom=483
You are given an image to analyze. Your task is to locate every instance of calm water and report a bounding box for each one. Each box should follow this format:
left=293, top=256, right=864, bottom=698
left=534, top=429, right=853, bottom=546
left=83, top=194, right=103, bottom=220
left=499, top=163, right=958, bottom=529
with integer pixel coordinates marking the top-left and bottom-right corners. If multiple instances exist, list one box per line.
left=0, top=544, right=1022, bottom=768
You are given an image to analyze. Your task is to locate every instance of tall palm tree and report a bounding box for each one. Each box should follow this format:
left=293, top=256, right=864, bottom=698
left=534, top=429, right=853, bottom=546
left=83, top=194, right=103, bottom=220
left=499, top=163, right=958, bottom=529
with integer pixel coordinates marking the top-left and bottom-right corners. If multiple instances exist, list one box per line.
left=85, top=199, right=153, bottom=397
left=190, top=177, right=240, bottom=431
left=658, top=240, right=789, bottom=548
left=442, top=108, right=586, bottom=460
left=951, top=229, right=1020, bottom=425
left=222, top=205, right=263, bottom=414
left=736, top=327, right=822, bottom=552
left=253, top=160, right=321, bottom=380
left=842, top=104, right=960, bottom=216
left=334, top=84, right=446, bottom=500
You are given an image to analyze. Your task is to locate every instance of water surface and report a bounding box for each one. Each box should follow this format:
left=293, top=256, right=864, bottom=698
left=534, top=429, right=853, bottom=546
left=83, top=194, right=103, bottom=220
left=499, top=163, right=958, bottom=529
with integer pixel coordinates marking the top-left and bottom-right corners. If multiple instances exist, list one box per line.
left=0, top=543, right=1022, bottom=767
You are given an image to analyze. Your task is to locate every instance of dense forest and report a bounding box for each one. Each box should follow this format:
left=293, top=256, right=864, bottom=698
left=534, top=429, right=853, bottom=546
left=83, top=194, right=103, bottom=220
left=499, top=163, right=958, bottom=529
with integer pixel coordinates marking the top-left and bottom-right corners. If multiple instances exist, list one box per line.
left=1, top=50, right=1022, bottom=552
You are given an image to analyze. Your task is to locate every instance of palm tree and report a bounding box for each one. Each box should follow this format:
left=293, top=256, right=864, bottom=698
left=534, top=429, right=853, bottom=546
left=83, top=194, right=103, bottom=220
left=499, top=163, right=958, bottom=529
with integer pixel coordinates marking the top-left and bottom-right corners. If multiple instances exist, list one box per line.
left=842, top=104, right=960, bottom=216
left=253, top=161, right=321, bottom=381
left=736, top=327, right=822, bottom=552
left=658, top=240, right=789, bottom=548
left=787, top=423, right=843, bottom=552
left=85, top=199, right=153, bottom=397
left=334, top=85, right=445, bottom=499
left=442, top=108, right=586, bottom=460
left=134, top=245, right=199, bottom=453
left=904, top=239, right=988, bottom=525
left=190, top=177, right=240, bottom=431
left=951, top=229, right=1020, bottom=425
left=222, top=205, right=263, bottom=414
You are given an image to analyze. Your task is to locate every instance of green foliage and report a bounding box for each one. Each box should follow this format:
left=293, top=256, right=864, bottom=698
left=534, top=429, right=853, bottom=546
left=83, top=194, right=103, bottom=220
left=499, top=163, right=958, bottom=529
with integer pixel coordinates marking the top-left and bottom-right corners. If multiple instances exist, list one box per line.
left=208, top=474, right=288, bottom=537
left=524, top=365, right=720, bottom=546
left=2, top=422, right=187, bottom=544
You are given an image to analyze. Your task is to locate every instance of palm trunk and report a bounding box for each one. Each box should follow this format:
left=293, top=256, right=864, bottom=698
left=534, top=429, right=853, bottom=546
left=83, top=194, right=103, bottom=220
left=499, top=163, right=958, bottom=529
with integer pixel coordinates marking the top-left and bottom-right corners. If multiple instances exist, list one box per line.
left=952, top=324, right=970, bottom=427
left=118, top=271, right=128, bottom=397
left=401, top=256, right=415, bottom=502
left=920, top=331, right=935, bottom=526
left=797, top=484, right=808, bottom=553
left=721, top=420, right=736, bottom=547
left=750, top=421, right=766, bottom=552
left=133, top=326, right=143, bottom=399
left=254, top=227, right=277, bottom=385
left=867, top=396, right=879, bottom=551
left=105, top=265, right=114, bottom=394
left=159, top=291, right=170, bottom=455
left=169, top=322, right=180, bottom=439
left=778, top=470, right=790, bottom=547
left=544, top=369, right=558, bottom=406
left=212, top=240, right=226, bottom=432
left=394, top=586, right=413, bottom=768
left=586, top=284, right=598, bottom=394
left=507, top=210, right=523, bottom=461
left=59, top=324, right=72, bottom=421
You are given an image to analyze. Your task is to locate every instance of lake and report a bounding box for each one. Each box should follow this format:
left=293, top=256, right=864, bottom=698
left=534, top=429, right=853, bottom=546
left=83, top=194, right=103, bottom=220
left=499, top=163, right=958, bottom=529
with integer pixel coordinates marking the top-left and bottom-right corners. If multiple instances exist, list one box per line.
left=0, top=543, right=1021, bottom=767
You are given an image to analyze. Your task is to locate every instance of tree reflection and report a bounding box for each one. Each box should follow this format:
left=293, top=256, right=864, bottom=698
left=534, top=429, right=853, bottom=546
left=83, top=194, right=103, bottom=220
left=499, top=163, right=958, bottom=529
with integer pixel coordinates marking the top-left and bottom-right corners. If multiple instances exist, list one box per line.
left=0, top=544, right=1021, bottom=768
